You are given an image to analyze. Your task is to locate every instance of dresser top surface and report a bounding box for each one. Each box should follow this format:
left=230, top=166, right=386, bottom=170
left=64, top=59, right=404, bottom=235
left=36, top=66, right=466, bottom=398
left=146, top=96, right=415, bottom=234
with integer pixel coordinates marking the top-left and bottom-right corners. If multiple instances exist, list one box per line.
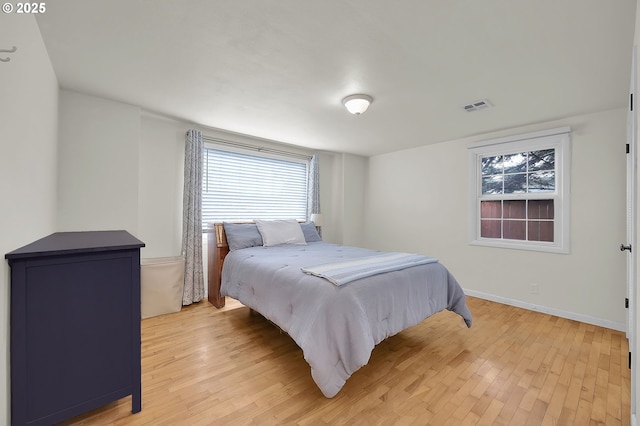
left=5, top=230, right=145, bottom=261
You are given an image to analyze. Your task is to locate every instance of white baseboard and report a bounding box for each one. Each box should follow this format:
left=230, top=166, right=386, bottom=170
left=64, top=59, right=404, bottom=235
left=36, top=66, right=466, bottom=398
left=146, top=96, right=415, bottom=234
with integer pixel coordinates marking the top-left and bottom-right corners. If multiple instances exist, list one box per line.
left=464, top=289, right=626, bottom=332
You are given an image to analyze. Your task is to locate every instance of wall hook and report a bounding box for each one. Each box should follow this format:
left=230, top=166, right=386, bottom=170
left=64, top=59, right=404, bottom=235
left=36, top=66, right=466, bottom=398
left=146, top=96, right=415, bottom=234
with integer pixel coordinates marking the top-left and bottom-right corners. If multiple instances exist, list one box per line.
left=0, top=46, right=17, bottom=62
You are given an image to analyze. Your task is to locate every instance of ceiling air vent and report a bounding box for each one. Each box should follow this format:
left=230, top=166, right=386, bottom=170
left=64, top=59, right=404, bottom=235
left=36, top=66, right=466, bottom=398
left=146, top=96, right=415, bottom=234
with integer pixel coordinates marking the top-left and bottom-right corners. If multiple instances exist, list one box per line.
left=463, top=99, right=493, bottom=112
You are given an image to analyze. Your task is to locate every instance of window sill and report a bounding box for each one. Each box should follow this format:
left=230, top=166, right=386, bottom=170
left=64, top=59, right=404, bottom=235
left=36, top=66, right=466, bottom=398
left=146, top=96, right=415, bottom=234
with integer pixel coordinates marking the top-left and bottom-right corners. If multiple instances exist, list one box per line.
left=469, top=239, right=569, bottom=254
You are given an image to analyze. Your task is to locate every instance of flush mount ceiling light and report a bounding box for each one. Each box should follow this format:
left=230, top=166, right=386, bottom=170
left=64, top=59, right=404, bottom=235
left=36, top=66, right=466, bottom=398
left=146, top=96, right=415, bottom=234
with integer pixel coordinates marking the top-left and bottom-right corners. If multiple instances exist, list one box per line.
left=342, top=94, right=373, bottom=115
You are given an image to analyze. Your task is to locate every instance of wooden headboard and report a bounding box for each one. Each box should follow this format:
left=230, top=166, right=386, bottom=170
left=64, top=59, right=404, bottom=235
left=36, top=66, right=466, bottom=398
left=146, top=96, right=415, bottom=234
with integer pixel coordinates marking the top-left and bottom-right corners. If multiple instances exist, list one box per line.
left=207, top=223, right=229, bottom=308
left=207, top=221, right=308, bottom=308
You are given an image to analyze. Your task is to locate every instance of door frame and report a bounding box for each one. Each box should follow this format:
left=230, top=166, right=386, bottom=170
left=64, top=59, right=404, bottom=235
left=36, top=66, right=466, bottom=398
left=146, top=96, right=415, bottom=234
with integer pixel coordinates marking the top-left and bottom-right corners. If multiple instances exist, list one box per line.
left=628, top=45, right=637, bottom=425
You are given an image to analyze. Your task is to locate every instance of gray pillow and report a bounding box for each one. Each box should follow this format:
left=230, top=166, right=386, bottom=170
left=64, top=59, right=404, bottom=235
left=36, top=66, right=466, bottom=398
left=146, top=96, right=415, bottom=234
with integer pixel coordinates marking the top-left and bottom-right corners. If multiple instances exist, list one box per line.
left=300, top=222, right=322, bottom=242
left=223, top=223, right=263, bottom=251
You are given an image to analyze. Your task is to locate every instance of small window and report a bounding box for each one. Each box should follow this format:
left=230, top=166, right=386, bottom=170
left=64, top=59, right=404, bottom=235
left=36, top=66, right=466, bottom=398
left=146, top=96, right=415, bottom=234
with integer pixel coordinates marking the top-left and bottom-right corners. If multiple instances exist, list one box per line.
left=202, top=145, right=309, bottom=229
left=468, top=127, right=570, bottom=253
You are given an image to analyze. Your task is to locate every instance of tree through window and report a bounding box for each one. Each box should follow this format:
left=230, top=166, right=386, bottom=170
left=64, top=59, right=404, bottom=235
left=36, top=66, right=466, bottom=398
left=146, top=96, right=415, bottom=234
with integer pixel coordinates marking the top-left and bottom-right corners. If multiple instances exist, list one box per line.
left=468, top=127, right=570, bottom=253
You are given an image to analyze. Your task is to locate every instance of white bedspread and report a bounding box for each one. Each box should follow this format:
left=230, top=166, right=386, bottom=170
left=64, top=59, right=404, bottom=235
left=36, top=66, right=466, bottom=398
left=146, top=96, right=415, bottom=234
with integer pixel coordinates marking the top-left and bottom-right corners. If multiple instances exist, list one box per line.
left=220, top=242, right=472, bottom=398
left=301, top=252, right=438, bottom=286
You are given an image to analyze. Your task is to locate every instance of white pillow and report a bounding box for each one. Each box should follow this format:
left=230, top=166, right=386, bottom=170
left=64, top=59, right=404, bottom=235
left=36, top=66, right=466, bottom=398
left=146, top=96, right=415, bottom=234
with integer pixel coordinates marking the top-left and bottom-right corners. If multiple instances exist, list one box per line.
left=255, top=219, right=307, bottom=247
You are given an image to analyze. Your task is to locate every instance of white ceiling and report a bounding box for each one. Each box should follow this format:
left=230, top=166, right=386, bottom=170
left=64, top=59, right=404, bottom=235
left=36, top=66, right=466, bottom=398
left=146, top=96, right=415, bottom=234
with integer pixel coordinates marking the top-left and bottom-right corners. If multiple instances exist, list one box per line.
left=36, top=1, right=637, bottom=156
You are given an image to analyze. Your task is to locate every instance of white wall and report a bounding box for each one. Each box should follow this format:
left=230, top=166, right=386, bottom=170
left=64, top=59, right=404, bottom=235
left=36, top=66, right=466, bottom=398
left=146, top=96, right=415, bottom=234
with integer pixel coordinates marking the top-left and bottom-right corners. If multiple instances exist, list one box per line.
left=324, top=152, right=344, bottom=244
left=57, top=97, right=349, bottom=259
left=0, top=15, right=59, bottom=425
left=364, top=109, right=627, bottom=330
left=57, top=96, right=186, bottom=258
left=138, top=113, right=185, bottom=258
left=318, top=153, right=367, bottom=245
left=57, top=90, right=140, bottom=234
left=341, top=154, right=366, bottom=245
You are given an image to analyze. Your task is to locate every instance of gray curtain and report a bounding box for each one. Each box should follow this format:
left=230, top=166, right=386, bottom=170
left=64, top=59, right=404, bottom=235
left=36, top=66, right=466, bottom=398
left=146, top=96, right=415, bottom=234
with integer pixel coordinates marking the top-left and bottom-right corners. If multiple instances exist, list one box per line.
left=181, top=129, right=204, bottom=305
left=308, top=154, right=321, bottom=236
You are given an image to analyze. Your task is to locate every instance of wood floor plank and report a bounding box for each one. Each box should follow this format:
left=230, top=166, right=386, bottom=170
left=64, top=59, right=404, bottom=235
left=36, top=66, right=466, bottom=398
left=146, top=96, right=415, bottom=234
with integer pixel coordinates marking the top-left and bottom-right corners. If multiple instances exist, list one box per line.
left=59, top=296, right=630, bottom=426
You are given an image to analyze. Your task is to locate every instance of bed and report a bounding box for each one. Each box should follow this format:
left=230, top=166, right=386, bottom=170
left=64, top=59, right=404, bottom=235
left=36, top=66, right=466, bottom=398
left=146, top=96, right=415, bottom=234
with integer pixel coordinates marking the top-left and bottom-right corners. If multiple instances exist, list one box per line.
left=207, top=220, right=472, bottom=398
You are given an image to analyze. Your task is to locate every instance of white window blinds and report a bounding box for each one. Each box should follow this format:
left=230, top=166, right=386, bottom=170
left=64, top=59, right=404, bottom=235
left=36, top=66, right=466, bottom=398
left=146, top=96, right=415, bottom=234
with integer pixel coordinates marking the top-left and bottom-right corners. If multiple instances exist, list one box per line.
left=202, top=147, right=308, bottom=227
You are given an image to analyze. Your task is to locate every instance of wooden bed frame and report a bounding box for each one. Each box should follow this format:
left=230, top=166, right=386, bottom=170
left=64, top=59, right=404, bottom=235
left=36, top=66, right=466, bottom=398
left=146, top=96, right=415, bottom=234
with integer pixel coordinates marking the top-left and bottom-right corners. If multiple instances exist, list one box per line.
left=207, top=223, right=228, bottom=308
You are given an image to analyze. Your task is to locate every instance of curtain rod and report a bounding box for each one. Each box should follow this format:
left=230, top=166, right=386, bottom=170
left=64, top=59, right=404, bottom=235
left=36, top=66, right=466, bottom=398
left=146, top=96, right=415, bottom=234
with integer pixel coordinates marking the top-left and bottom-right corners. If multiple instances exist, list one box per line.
left=201, top=135, right=312, bottom=161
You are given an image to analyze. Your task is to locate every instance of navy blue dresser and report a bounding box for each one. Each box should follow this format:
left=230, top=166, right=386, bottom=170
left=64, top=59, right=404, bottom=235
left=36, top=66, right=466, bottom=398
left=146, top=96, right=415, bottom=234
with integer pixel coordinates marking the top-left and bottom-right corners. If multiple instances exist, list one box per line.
left=5, top=230, right=145, bottom=425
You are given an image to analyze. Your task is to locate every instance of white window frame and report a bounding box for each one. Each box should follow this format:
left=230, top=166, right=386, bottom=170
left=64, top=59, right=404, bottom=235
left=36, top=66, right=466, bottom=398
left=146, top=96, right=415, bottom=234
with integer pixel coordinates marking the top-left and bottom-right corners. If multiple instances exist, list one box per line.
left=467, top=126, right=571, bottom=254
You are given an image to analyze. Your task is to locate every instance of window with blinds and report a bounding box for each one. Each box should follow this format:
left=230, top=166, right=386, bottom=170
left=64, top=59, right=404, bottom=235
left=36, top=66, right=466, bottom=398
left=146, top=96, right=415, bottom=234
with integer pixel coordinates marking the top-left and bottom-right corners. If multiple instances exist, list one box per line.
left=202, top=146, right=308, bottom=229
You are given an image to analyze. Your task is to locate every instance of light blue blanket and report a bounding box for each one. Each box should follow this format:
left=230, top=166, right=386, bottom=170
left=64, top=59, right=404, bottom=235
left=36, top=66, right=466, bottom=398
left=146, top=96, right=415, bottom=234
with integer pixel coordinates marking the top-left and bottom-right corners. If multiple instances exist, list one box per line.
left=301, top=252, right=438, bottom=286
left=221, top=242, right=472, bottom=398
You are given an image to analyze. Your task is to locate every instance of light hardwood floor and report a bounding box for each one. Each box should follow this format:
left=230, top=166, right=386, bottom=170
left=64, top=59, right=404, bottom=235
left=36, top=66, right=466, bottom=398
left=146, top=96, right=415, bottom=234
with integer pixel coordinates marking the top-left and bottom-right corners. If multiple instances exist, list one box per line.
left=61, top=296, right=630, bottom=425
